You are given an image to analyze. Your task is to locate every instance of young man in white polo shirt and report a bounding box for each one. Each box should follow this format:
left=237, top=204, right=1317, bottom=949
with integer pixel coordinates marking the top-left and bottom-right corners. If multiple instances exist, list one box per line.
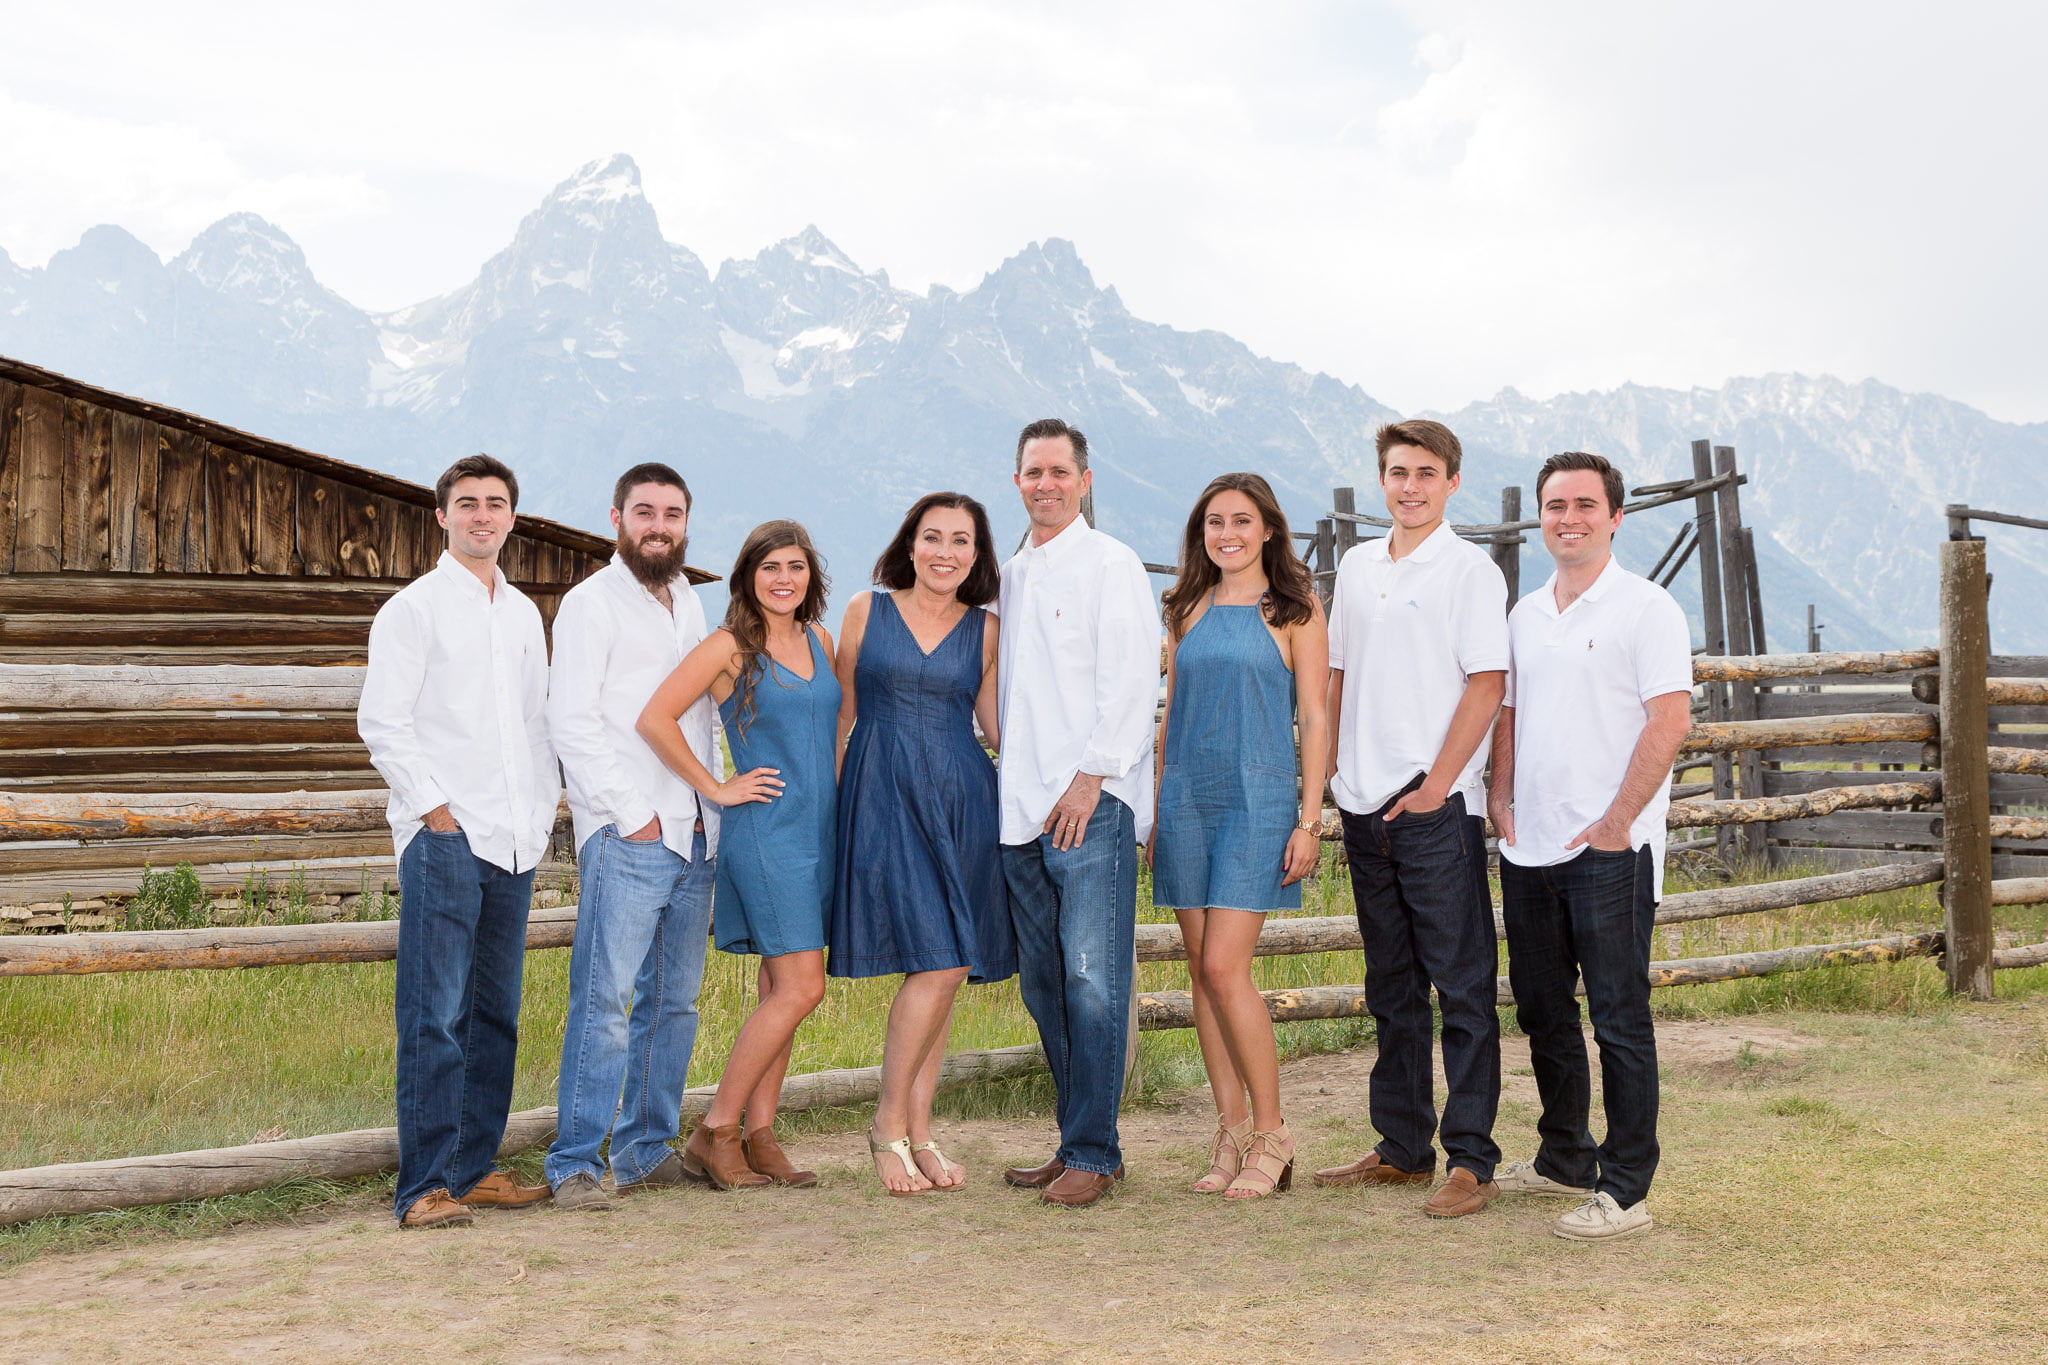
left=358, top=454, right=559, bottom=1229
left=1310, top=420, right=1510, bottom=1219
left=1488, top=451, right=1693, bottom=1241
left=544, top=463, right=755, bottom=1212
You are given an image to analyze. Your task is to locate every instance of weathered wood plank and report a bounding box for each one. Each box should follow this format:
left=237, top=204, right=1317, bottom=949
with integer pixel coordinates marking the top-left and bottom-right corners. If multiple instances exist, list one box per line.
left=1755, top=690, right=1930, bottom=720
left=1913, top=674, right=2048, bottom=707
left=1681, top=712, right=1936, bottom=756
left=0, top=646, right=370, bottom=668
left=59, top=400, right=112, bottom=571
left=0, top=613, right=373, bottom=649
left=337, top=489, right=390, bottom=578
left=0, top=377, right=21, bottom=569
left=155, top=430, right=208, bottom=573
left=13, top=387, right=64, bottom=572
left=1668, top=781, right=1939, bottom=828
left=1994, top=877, right=2048, bottom=907
left=0, top=789, right=389, bottom=841
left=295, top=470, right=345, bottom=576
left=1988, top=747, right=2048, bottom=777
left=0, top=574, right=397, bottom=615
left=1772, top=811, right=1940, bottom=848
left=0, top=712, right=362, bottom=750
left=0, top=663, right=364, bottom=711
left=1692, top=650, right=1938, bottom=682
left=1941, top=539, right=1994, bottom=998
left=105, top=412, right=157, bottom=572
left=202, top=439, right=255, bottom=575
left=250, top=455, right=297, bottom=575
left=0, top=744, right=375, bottom=779
left=0, top=830, right=396, bottom=877
left=1989, top=816, right=2048, bottom=841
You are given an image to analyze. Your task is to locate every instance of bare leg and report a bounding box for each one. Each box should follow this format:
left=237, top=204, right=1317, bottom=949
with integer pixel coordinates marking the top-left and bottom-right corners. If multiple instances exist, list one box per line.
left=872, top=967, right=968, bottom=1192
left=1179, top=909, right=1250, bottom=1126
left=906, top=987, right=965, bottom=1187
left=701, top=951, right=826, bottom=1130
left=1194, top=910, right=1282, bottom=1131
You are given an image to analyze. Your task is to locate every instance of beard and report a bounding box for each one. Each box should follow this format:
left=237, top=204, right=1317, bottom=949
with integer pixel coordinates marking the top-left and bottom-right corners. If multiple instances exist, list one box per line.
left=619, top=529, right=688, bottom=590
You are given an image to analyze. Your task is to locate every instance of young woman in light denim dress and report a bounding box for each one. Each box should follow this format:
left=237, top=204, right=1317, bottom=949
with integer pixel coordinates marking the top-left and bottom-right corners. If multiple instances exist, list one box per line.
left=1148, top=473, right=1329, bottom=1199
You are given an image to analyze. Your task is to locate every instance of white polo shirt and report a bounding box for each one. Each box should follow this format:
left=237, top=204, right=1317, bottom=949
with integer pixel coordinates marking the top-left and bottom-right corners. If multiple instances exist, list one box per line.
left=1327, top=523, right=1509, bottom=814
left=1499, top=556, right=1694, bottom=897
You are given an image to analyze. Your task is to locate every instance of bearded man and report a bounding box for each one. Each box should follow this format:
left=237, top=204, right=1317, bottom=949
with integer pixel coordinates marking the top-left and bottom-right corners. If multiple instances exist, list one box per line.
left=543, top=462, right=725, bottom=1210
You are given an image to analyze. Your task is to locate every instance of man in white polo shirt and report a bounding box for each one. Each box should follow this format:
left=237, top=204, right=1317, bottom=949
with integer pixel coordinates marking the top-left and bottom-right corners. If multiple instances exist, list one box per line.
left=1310, top=420, right=1509, bottom=1220
left=544, top=462, right=741, bottom=1212
left=1488, top=451, right=1693, bottom=1242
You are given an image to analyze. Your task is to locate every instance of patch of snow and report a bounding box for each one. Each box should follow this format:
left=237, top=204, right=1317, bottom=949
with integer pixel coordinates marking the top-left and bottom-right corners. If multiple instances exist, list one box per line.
left=782, top=326, right=858, bottom=357
left=1089, top=346, right=1126, bottom=377
left=1177, top=380, right=1231, bottom=416
left=721, top=326, right=811, bottom=400
left=531, top=266, right=590, bottom=292
left=1120, top=380, right=1158, bottom=417
left=100, top=280, right=120, bottom=294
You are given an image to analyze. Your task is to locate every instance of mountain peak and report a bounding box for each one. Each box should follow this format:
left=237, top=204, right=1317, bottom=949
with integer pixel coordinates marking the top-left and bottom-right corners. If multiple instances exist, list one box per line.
left=552, top=153, right=644, bottom=207
left=175, top=213, right=311, bottom=289
left=774, top=226, right=861, bottom=276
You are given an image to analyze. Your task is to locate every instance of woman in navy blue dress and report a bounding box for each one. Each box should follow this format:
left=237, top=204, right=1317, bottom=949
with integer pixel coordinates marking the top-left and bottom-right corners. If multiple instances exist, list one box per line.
left=1149, top=473, right=1329, bottom=1199
left=830, top=492, right=1009, bottom=1195
left=639, top=520, right=838, bottom=1191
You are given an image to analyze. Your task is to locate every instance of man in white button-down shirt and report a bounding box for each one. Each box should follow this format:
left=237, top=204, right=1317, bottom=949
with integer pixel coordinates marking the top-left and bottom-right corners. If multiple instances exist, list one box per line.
left=996, top=418, right=1162, bottom=1209
left=542, top=463, right=724, bottom=1210
left=358, top=454, right=559, bottom=1229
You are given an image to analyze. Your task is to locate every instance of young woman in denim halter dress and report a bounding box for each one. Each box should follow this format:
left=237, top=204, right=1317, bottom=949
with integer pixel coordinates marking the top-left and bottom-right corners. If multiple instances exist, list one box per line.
left=1148, top=473, right=1329, bottom=1200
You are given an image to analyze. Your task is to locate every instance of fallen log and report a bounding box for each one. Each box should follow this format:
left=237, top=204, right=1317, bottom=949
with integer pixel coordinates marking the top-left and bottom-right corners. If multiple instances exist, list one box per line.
left=1135, top=915, right=1363, bottom=962
left=1648, top=861, right=1943, bottom=925
left=1679, top=713, right=1936, bottom=757
left=1987, top=746, right=2048, bottom=776
left=1666, top=780, right=1939, bottom=828
left=0, top=663, right=364, bottom=712
left=0, top=1043, right=1046, bottom=1225
left=1989, top=816, right=2048, bottom=841
left=1993, top=877, right=2048, bottom=907
left=0, top=789, right=389, bottom=842
left=1692, top=650, right=1937, bottom=682
left=1994, top=942, right=2048, bottom=970
left=1911, top=675, right=2048, bottom=707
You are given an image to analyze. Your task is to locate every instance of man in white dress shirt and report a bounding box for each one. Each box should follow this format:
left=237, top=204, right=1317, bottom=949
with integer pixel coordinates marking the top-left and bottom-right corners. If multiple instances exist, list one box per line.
left=358, top=454, right=560, bottom=1229
left=1312, top=420, right=1509, bottom=1220
left=543, top=463, right=725, bottom=1211
left=1488, top=451, right=1693, bottom=1242
left=996, top=418, right=1162, bottom=1209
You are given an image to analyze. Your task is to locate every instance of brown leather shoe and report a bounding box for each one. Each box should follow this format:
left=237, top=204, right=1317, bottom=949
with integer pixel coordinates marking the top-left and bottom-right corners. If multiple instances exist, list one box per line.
left=742, top=1127, right=817, bottom=1188
left=1423, top=1167, right=1500, bottom=1219
left=1004, top=1156, right=1127, bottom=1188
left=400, top=1189, right=474, bottom=1229
left=1311, top=1152, right=1434, bottom=1188
left=1040, top=1167, right=1117, bottom=1208
left=680, top=1121, right=772, bottom=1190
left=456, top=1169, right=551, bottom=1209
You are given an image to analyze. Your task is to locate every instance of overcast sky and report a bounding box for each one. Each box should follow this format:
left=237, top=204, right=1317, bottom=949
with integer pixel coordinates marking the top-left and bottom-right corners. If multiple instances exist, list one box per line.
left=2, top=1, right=2042, bottom=421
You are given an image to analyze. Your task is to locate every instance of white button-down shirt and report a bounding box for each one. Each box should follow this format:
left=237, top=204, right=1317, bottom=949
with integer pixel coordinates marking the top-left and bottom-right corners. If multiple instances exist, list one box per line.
left=1499, top=556, right=1694, bottom=898
left=358, top=550, right=559, bottom=873
left=548, top=556, right=720, bottom=860
left=1328, top=522, right=1510, bottom=814
left=997, top=516, right=1162, bottom=844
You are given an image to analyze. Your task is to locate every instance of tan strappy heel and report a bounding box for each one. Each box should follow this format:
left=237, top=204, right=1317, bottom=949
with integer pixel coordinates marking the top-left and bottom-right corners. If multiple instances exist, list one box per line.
left=1193, top=1115, right=1253, bottom=1194
left=1223, top=1124, right=1294, bottom=1200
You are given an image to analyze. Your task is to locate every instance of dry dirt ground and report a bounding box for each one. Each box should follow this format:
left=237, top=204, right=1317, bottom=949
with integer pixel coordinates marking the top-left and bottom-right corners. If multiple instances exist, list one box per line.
left=5, top=1015, right=2047, bottom=1364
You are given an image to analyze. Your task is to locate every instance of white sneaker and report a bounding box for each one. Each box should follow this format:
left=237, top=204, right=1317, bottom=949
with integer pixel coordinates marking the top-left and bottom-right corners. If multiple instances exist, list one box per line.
left=1552, top=1192, right=1652, bottom=1241
left=1492, top=1160, right=1594, bottom=1198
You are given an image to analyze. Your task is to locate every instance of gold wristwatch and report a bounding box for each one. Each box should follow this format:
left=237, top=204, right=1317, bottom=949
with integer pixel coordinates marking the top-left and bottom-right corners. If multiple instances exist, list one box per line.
left=1296, top=818, right=1326, bottom=838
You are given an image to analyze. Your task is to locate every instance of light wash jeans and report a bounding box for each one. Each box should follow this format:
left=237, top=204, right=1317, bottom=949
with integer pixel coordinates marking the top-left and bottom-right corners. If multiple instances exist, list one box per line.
left=1001, top=795, right=1138, bottom=1175
left=393, top=829, right=535, bottom=1219
left=546, top=825, right=715, bottom=1189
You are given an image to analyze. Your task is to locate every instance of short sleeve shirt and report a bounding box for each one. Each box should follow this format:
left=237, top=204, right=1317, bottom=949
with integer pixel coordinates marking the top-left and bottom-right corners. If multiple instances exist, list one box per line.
left=1500, top=556, right=1693, bottom=899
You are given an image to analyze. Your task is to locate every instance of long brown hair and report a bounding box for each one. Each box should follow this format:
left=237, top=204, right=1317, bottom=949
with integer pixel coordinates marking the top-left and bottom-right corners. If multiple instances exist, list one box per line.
left=723, top=520, right=830, bottom=736
left=1160, top=473, right=1317, bottom=640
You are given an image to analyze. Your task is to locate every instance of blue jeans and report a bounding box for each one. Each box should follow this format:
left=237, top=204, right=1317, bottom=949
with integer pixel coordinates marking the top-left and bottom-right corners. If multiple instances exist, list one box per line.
left=546, top=826, right=715, bottom=1188
left=1341, top=786, right=1502, bottom=1181
left=393, top=829, right=536, bottom=1218
left=1002, top=794, right=1137, bottom=1175
left=1500, top=846, right=1660, bottom=1206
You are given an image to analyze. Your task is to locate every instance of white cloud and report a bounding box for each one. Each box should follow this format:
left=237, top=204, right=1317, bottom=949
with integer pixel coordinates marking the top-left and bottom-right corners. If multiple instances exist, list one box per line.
left=0, top=0, right=2041, bottom=419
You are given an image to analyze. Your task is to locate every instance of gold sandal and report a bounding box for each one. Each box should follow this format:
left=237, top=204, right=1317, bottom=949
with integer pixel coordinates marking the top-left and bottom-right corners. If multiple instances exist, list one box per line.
left=868, top=1132, right=930, bottom=1197
left=1223, top=1124, right=1294, bottom=1200
left=910, top=1140, right=966, bottom=1191
left=1193, top=1115, right=1253, bottom=1194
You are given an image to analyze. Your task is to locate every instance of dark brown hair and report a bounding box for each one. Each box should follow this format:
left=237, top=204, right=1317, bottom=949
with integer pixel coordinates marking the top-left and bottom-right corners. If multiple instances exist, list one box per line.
left=1161, top=473, right=1318, bottom=640
left=1535, top=451, right=1626, bottom=514
left=1015, top=417, right=1090, bottom=473
left=613, top=461, right=690, bottom=511
left=435, top=453, right=518, bottom=511
left=1375, top=419, right=1462, bottom=479
left=872, top=492, right=999, bottom=608
left=722, top=520, right=831, bottom=736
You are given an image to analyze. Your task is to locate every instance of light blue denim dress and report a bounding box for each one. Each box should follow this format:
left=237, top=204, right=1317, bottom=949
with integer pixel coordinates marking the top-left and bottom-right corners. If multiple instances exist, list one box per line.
left=1153, top=600, right=1302, bottom=913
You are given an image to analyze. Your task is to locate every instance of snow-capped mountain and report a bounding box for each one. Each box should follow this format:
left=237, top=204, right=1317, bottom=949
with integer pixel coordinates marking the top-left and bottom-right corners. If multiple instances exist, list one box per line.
left=4, top=153, right=2043, bottom=649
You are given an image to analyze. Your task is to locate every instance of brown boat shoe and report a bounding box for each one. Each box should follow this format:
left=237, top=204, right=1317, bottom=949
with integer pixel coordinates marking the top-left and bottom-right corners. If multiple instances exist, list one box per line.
left=1003, top=1155, right=1127, bottom=1189
left=456, top=1170, right=551, bottom=1209
left=1310, top=1152, right=1434, bottom=1188
left=1423, top=1167, right=1500, bottom=1219
left=1040, top=1167, right=1118, bottom=1208
left=400, top=1189, right=474, bottom=1230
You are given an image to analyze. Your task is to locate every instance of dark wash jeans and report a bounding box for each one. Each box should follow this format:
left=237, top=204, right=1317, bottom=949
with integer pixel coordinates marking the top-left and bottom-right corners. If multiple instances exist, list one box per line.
left=1500, top=845, right=1660, bottom=1207
left=1002, top=794, right=1138, bottom=1175
left=1341, top=785, right=1502, bottom=1180
left=393, top=828, right=536, bottom=1218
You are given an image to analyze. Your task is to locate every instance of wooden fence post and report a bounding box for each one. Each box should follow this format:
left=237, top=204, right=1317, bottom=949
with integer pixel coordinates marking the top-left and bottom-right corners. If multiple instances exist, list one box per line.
left=1496, top=486, right=1522, bottom=603
left=1315, top=517, right=1336, bottom=607
left=1332, top=486, right=1359, bottom=565
left=1940, top=537, right=1994, bottom=999
left=1691, top=440, right=1735, bottom=862
left=1714, top=446, right=1767, bottom=863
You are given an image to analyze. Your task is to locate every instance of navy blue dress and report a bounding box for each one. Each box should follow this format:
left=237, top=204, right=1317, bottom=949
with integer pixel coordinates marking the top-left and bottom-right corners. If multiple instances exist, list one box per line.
left=713, top=628, right=839, bottom=958
left=829, top=594, right=1014, bottom=981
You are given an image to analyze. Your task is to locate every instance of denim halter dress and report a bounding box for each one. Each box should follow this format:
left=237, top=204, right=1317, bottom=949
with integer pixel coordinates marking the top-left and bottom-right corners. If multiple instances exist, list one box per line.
left=713, top=628, right=839, bottom=957
left=1152, top=599, right=1302, bottom=913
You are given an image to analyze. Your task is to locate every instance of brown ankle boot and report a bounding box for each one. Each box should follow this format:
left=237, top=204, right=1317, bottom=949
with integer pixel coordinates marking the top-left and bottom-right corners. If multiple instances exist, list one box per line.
left=742, top=1127, right=818, bottom=1188
left=680, top=1121, right=771, bottom=1190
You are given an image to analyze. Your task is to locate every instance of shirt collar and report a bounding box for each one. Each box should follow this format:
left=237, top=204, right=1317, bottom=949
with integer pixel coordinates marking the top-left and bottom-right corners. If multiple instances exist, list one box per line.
left=436, top=548, right=506, bottom=599
left=1372, top=520, right=1455, bottom=565
left=1024, top=514, right=1092, bottom=563
left=1534, top=553, right=1624, bottom=616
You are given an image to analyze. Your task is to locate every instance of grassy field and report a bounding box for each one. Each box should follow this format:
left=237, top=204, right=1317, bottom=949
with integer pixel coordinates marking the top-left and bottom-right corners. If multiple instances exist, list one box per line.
left=5, top=845, right=2046, bottom=1266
